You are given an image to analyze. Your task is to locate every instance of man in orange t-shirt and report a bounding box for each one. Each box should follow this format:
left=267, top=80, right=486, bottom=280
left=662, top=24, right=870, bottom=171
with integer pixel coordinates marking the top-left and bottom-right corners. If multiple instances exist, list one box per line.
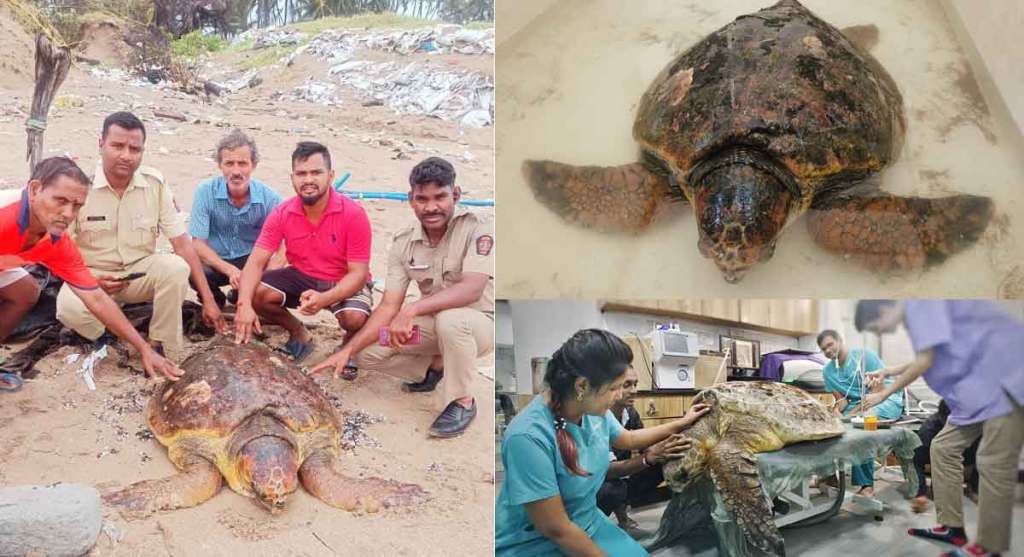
left=0, top=157, right=181, bottom=381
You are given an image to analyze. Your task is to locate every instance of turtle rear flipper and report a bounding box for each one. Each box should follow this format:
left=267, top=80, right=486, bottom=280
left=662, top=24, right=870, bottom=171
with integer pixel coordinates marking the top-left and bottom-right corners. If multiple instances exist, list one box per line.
left=103, top=457, right=222, bottom=519
left=300, top=450, right=428, bottom=512
left=708, top=441, right=786, bottom=557
left=523, top=159, right=681, bottom=232
left=807, top=184, right=993, bottom=273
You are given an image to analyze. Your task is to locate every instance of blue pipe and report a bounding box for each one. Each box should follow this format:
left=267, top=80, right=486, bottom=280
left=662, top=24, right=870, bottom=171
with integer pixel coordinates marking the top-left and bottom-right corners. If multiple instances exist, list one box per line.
left=333, top=175, right=494, bottom=207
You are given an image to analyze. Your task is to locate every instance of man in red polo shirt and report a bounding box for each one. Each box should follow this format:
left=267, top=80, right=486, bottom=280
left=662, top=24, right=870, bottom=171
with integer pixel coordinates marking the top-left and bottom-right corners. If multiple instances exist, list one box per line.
left=0, top=156, right=181, bottom=380
left=234, top=142, right=371, bottom=362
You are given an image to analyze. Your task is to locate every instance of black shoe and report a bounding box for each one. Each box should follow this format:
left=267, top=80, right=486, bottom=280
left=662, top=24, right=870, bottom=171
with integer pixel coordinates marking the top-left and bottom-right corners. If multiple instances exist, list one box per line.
left=402, top=367, right=443, bottom=393
left=225, top=289, right=238, bottom=306
left=93, top=331, right=118, bottom=350
left=428, top=399, right=476, bottom=438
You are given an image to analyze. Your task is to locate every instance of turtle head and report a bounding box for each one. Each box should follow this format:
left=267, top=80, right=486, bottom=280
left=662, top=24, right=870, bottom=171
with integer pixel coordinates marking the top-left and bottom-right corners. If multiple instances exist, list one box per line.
left=238, top=435, right=300, bottom=513
left=693, top=153, right=795, bottom=283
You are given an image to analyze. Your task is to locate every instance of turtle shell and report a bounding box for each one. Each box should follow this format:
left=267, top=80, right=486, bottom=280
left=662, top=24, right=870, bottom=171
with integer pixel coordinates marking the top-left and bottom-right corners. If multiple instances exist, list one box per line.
left=697, top=381, right=844, bottom=446
left=634, top=0, right=904, bottom=208
left=148, top=339, right=339, bottom=441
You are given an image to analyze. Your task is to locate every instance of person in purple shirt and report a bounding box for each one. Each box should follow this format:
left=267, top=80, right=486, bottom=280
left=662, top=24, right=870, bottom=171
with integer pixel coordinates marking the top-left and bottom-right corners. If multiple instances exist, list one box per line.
left=854, top=300, right=1024, bottom=557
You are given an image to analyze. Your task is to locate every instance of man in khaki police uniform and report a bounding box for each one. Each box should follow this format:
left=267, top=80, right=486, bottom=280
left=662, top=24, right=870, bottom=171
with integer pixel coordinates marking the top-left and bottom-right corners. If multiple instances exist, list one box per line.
left=312, top=157, right=493, bottom=438
left=57, top=112, right=226, bottom=359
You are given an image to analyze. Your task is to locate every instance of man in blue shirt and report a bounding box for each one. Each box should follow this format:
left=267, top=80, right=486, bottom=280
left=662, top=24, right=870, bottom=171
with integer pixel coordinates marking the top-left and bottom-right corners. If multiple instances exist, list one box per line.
left=189, top=129, right=282, bottom=307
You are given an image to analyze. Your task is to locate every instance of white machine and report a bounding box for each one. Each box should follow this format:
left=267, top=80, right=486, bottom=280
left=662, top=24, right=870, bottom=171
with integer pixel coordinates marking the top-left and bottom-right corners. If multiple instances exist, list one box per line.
left=648, top=324, right=700, bottom=389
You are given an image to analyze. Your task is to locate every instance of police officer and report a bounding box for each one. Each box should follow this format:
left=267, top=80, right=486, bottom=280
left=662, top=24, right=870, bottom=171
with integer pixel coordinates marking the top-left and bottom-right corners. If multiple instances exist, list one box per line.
left=56, top=112, right=226, bottom=360
left=312, top=157, right=494, bottom=438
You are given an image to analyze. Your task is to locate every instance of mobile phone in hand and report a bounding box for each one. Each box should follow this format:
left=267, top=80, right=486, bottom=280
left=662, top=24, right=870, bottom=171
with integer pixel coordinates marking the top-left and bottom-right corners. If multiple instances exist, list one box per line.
left=379, top=325, right=421, bottom=346
left=118, top=272, right=147, bottom=282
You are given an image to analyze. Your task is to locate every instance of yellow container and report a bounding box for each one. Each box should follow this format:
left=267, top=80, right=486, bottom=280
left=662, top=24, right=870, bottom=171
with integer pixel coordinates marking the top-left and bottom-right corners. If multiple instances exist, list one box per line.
left=864, top=416, right=879, bottom=431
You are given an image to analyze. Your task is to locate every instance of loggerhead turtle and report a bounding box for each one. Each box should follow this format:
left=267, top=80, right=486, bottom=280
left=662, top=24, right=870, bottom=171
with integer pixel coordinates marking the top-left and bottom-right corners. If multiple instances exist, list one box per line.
left=655, top=381, right=843, bottom=555
left=524, top=0, right=993, bottom=283
left=103, top=338, right=426, bottom=516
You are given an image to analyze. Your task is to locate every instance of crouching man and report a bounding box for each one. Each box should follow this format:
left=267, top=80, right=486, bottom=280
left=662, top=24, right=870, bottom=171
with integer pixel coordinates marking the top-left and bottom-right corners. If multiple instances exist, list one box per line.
left=312, top=157, right=494, bottom=439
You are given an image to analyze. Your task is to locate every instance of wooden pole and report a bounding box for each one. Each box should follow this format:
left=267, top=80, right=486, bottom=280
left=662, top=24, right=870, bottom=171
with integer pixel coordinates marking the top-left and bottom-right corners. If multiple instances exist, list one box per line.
left=26, top=34, right=71, bottom=172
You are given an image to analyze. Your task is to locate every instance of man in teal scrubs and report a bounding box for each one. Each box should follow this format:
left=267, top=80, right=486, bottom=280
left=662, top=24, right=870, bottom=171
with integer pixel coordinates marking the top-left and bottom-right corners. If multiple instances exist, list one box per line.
left=496, top=396, right=648, bottom=556
left=817, top=329, right=903, bottom=496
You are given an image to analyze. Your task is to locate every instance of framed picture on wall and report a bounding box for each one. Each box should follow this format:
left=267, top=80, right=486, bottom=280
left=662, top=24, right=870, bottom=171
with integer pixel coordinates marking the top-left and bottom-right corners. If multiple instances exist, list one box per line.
left=734, top=340, right=755, bottom=368
left=720, top=336, right=761, bottom=368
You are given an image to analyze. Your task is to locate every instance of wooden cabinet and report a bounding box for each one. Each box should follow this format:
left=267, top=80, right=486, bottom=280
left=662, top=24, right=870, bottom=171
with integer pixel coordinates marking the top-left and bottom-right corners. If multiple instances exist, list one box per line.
left=633, top=394, right=691, bottom=421
left=738, top=299, right=819, bottom=334
left=740, top=300, right=773, bottom=328
left=700, top=299, right=740, bottom=321
left=622, top=334, right=655, bottom=391
left=603, top=300, right=818, bottom=335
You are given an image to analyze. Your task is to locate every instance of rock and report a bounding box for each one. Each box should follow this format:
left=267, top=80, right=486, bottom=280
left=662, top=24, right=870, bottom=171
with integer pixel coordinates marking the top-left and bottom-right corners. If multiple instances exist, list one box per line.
left=0, top=483, right=102, bottom=557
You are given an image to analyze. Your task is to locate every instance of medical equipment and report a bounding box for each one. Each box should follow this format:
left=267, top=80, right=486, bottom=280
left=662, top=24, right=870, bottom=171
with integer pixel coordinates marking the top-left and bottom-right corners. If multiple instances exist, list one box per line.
left=648, top=324, right=699, bottom=389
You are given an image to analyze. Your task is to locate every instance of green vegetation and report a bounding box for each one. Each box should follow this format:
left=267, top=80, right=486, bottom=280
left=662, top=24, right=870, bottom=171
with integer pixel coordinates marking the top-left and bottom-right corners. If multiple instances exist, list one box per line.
left=171, top=30, right=226, bottom=59
left=236, top=45, right=293, bottom=70
left=286, top=13, right=434, bottom=35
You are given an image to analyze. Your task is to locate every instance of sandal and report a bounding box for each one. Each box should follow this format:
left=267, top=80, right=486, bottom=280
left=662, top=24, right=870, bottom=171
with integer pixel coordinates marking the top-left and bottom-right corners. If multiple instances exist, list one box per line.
left=0, top=372, right=23, bottom=392
left=340, top=361, right=358, bottom=381
left=283, top=339, right=315, bottom=363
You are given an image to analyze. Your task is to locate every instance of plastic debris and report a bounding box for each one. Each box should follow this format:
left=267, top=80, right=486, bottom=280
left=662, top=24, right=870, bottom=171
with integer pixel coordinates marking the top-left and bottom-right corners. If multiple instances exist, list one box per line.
left=101, top=521, right=123, bottom=544
left=288, top=79, right=339, bottom=105
left=251, top=29, right=307, bottom=49
left=304, top=25, right=494, bottom=57
left=77, top=345, right=108, bottom=391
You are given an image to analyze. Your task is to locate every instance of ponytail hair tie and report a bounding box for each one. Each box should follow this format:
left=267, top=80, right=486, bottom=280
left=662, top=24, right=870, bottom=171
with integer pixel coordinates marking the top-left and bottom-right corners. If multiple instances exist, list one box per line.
left=554, top=416, right=567, bottom=431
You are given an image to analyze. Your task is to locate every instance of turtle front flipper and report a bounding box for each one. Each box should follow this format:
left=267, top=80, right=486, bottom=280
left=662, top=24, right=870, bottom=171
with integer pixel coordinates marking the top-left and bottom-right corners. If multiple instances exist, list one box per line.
left=300, top=450, right=428, bottom=512
left=707, top=441, right=785, bottom=557
left=103, top=457, right=222, bottom=519
left=522, top=159, right=680, bottom=232
left=807, top=183, right=993, bottom=273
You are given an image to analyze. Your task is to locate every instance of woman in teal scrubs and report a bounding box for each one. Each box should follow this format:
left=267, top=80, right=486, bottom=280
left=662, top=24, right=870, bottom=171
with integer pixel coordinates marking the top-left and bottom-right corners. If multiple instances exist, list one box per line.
left=817, top=329, right=904, bottom=496
left=496, top=329, right=711, bottom=556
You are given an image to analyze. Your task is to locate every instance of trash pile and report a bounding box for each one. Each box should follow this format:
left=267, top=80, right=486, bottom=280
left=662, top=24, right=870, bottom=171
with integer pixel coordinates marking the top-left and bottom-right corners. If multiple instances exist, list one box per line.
left=251, top=29, right=307, bottom=49
left=239, top=23, right=494, bottom=56
left=287, top=79, right=339, bottom=105
left=307, top=24, right=494, bottom=56
left=315, top=58, right=493, bottom=126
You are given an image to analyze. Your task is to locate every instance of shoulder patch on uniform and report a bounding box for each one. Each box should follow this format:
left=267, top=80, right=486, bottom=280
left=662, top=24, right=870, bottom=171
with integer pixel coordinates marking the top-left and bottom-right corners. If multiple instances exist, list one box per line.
left=476, top=234, right=493, bottom=256
left=138, top=165, right=166, bottom=184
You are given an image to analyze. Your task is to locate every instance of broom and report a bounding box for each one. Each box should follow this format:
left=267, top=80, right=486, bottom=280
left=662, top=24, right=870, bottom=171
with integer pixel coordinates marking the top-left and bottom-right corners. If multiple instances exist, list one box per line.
left=26, top=33, right=71, bottom=171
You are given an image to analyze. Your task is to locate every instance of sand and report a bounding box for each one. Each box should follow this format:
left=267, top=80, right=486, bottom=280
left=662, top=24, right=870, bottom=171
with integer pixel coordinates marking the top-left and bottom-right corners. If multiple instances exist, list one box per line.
left=0, top=16, right=495, bottom=557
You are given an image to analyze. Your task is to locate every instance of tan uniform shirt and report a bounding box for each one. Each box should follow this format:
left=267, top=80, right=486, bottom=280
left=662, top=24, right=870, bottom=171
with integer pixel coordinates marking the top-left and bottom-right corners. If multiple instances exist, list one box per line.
left=386, top=208, right=494, bottom=314
left=69, top=164, right=186, bottom=272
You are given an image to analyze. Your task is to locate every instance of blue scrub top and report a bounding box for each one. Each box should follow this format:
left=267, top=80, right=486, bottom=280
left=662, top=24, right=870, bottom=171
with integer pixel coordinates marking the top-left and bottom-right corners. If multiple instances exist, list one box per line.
left=823, top=348, right=903, bottom=419
left=496, top=396, right=648, bottom=556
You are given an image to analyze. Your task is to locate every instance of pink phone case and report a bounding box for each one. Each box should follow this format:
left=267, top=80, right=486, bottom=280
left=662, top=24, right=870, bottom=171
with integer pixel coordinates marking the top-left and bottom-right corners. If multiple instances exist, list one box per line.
left=379, top=325, right=421, bottom=346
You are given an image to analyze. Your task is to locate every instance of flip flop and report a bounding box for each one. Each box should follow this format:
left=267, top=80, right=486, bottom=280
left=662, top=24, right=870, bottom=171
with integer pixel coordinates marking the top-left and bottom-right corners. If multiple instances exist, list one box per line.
left=0, top=372, right=23, bottom=392
left=340, top=360, right=358, bottom=381
left=283, top=339, right=315, bottom=363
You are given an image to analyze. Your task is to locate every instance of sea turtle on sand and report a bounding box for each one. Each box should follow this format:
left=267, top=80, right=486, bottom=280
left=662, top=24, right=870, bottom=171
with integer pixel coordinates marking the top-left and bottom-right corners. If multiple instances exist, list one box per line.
left=524, top=0, right=993, bottom=283
left=103, top=338, right=427, bottom=516
left=656, top=381, right=843, bottom=556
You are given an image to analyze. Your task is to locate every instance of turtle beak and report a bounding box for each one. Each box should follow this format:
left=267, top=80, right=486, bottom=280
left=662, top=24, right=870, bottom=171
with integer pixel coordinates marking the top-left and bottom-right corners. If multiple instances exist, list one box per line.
left=722, top=268, right=748, bottom=284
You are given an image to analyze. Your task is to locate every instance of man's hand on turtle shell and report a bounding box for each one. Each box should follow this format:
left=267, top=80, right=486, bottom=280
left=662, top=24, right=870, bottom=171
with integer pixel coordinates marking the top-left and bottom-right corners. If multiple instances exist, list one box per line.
left=233, top=303, right=262, bottom=344
left=202, top=301, right=227, bottom=335
left=142, top=349, right=183, bottom=381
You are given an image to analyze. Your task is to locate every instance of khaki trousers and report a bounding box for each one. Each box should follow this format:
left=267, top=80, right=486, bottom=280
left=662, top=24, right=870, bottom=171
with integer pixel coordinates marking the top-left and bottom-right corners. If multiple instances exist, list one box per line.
left=355, top=307, right=494, bottom=404
left=56, top=254, right=190, bottom=358
left=931, top=400, right=1024, bottom=552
